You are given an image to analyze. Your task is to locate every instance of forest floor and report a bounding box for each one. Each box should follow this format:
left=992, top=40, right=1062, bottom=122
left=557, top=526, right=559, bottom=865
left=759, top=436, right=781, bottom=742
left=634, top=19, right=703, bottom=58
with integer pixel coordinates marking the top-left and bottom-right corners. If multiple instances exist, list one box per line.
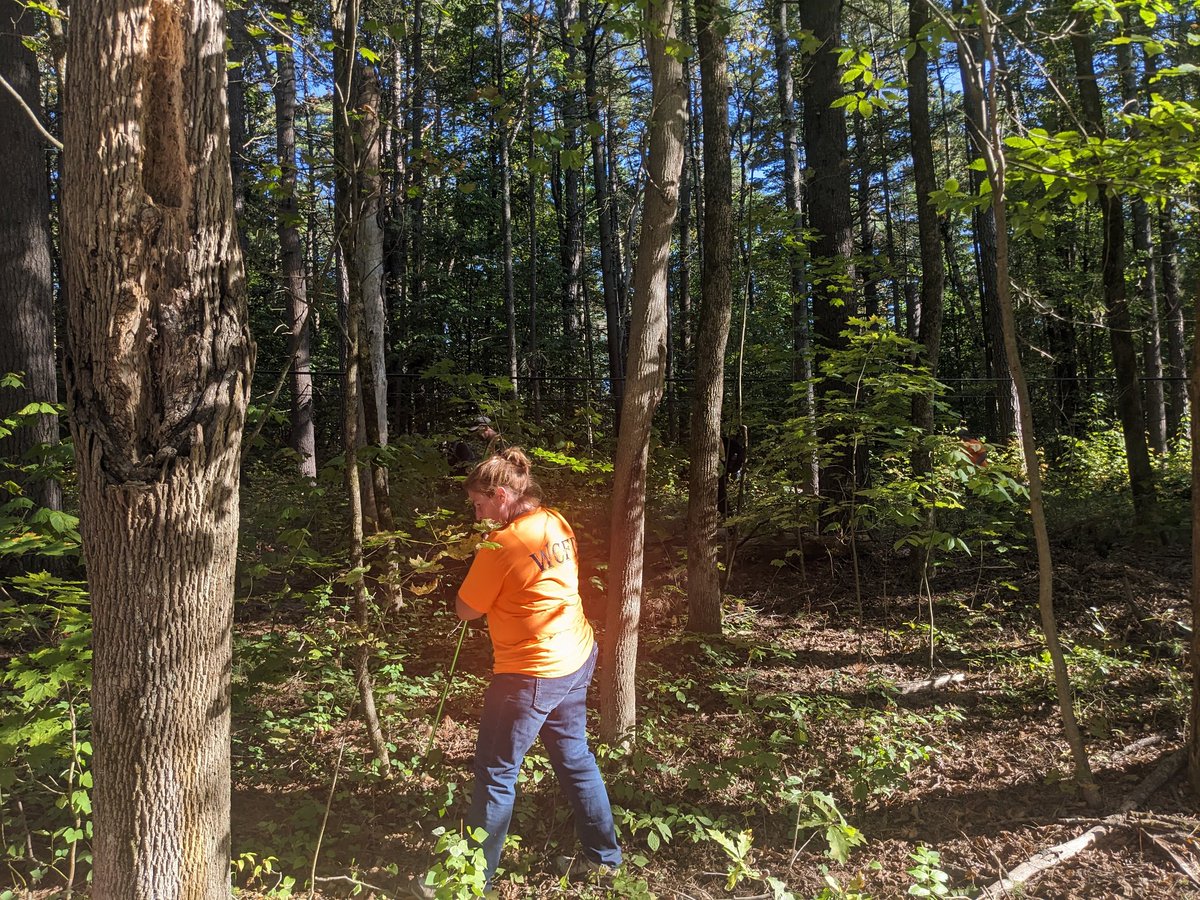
left=222, top=521, right=1200, bottom=900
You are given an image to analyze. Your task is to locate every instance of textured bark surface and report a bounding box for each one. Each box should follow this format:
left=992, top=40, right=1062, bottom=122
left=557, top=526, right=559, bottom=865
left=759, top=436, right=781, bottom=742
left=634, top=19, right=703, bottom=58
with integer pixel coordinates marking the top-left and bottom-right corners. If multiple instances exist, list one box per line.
left=601, top=0, right=686, bottom=741
left=1160, top=203, right=1188, bottom=440
left=798, top=0, right=853, bottom=354
left=556, top=0, right=583, bottom=354
left=273, top=22, right=317, bottom=478
left=0, top=0, right=61, bottom=511
left=686, top=0, right=732, bottom=636
left=62, top=1, right=254, bottom=896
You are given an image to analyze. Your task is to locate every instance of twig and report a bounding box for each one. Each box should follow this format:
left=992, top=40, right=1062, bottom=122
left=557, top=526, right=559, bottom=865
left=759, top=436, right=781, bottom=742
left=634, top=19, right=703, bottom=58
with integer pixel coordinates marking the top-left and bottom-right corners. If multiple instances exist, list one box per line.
left=1108, top=733, right=1167, bottom=767
left=0, top=73, right=62, bottom=150
left=1140, top=829, right=1200, bottom=887
left=424, top=619, right=469, bottom=760
left=308, top=735, right=347, bottom=899
left=313, top=873, right=393, bottom=893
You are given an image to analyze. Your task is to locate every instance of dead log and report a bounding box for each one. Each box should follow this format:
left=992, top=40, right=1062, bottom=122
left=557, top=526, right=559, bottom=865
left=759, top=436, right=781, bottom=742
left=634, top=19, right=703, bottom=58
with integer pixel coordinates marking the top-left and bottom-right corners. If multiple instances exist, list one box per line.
left=977, top=749, right=1185, bottom=899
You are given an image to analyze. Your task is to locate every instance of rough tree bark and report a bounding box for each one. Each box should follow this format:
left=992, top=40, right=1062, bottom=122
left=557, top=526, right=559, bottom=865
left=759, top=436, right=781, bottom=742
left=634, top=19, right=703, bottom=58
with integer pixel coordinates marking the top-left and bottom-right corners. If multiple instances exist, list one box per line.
left=798, top=0, right=856, bottom=504
left=601, top=0, right=686, bottom=742
left=1160, top=201, right=1188, bottom=441
left=686, top=0, right=733, bottom=635
left=273, top=9, right=317, bottom=478
left=62, top=1, right=256, bottom=895
left=0, top=0, right=61, bottom=512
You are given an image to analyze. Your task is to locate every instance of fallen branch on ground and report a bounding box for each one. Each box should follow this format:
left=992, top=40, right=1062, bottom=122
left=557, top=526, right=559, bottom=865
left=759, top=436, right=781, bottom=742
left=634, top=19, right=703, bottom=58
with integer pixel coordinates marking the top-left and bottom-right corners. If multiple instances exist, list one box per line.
left=977, top=749, right=1185, bottom=899
left=894, top=672, right=965, bottom=695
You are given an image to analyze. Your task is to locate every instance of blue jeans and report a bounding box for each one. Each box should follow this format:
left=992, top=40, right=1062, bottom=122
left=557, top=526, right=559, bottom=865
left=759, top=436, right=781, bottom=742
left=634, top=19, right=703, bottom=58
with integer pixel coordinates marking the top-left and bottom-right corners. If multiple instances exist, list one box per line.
left=466, top=642, right=621, bottom=884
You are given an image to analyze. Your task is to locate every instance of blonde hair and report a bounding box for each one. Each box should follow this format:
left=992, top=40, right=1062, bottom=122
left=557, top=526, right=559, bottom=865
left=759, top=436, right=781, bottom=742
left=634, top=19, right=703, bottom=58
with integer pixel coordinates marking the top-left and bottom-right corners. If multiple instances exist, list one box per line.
left=466, top=446, right=542, bottom=507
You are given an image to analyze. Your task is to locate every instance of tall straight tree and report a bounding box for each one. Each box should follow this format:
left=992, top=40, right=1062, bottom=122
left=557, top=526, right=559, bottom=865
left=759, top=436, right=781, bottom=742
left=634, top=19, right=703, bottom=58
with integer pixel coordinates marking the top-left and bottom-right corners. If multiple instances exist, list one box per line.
left=273, top=6, right=317, bottom=479
left=495, top=0, right=520, bottom=396
left=556, top=0, right=584, bottom=359
left=686, top=0, right=733, bottom=635
left=333, top=0, right=392, bottom=770
left=1161, top=201, right=1188, bottom=440
left=62, top=0, right=255, bottom=894
left=582, top=3, right=624, bottom=422
left=951, top=0, right=1016, bottom=442
left=908, top=0, right=945, bottom=570
left=0, top=0, right=61, bottom=512
left=601, top=0, right=687, bottom=742
left=1070, top=20, right=1157, bottom=523
left=799, top=0, right=856, bottom=502
left=770, top=0, right=816, bottom=495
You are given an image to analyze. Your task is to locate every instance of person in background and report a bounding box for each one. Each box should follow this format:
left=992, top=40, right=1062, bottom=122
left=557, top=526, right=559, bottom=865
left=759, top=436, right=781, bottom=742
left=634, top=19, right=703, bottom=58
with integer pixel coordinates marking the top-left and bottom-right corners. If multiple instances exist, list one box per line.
left=449, top=415, right=500, bottom=474
left=452, top=447, right=622, bottom=890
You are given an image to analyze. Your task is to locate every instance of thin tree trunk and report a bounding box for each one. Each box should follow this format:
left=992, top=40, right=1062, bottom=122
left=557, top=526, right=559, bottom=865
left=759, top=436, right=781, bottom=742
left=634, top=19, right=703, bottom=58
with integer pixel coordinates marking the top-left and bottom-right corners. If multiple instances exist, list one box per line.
left=854, top=113, right=880, bottom=319
left=273, top=11, right=317, bottom=479
left=496, top=0, right=519, bottom=397
left=957, top=0, right=1100, bottom=808
left=908, top=0, right=945, bottom=582
left=1116, top=41, right=1167, bottom=456
left=686, top=0, right=733, bottom=636
left=1161, top=201, right=1188, bottom=441
left=601, top=0, right=686, bottom=742
left=333, top=0, right=392, bottom=772
left=770, top=0, right=815, bottom=495
left=62, top=1, right=256, bottom=894
left=952, top=0, right=1016, bottom=443
left=583, top=6, right=624, bottom=426
left=1070, top=23, right=1156, bottom=523
left=0, top=0, right=60, bottom=512
left=557, top=0, right=583, bottom=365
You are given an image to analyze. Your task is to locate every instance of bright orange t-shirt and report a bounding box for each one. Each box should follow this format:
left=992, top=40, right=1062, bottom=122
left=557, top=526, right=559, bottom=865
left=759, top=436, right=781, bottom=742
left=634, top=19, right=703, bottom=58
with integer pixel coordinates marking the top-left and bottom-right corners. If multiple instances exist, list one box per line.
left=459, top=506, right=595, bottom=677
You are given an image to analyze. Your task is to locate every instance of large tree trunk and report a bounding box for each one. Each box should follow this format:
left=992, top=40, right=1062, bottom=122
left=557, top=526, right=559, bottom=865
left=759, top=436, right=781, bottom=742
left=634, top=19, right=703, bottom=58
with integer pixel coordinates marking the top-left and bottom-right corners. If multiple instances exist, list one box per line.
left=600, top=0, right=686, bottom=742
left=62, top=2, right=255, bottom=895
left=0, top=0, right=60, bottom=512
left=908, top=0, right=945, bottom=579
left=798, top=0, right=856, bottom=503
left=273, top=12, right=317, bottom=479
left=686, top=0, right=733, bottom=636
left=1070, top=23, right=1157, bottom=523
left=1189, top=279, right=1200, bottom=795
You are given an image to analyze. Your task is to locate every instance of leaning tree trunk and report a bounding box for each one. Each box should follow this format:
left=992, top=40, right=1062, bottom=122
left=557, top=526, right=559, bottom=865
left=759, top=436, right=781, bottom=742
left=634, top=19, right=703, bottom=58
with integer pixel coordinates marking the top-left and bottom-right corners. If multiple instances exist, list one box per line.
left=686, top=0, right=733, bottom=636
left=960, top=0, right=1100, bottom=808
left=600, top=0, right=686, bottom=742
left=62, top=2, right=256, bottom=895
left=908, top=0, right=945, bottom=581
left=1071, top=22, right=1157, bottom=524
left=273, top=14, right=317, bottom=479
left=0, top=0, right=61, bottom=513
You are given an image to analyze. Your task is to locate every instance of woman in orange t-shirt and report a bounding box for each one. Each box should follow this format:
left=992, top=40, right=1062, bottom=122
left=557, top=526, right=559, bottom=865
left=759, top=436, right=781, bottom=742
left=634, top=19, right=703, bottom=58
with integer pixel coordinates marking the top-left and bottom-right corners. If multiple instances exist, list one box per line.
left=455, top=448, right=621, bottom=889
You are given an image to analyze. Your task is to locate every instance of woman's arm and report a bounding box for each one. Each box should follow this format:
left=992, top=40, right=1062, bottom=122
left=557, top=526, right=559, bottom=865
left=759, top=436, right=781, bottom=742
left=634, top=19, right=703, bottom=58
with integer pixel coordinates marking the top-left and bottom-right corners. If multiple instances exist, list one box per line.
left=456, top=594, right=485, bottom=620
